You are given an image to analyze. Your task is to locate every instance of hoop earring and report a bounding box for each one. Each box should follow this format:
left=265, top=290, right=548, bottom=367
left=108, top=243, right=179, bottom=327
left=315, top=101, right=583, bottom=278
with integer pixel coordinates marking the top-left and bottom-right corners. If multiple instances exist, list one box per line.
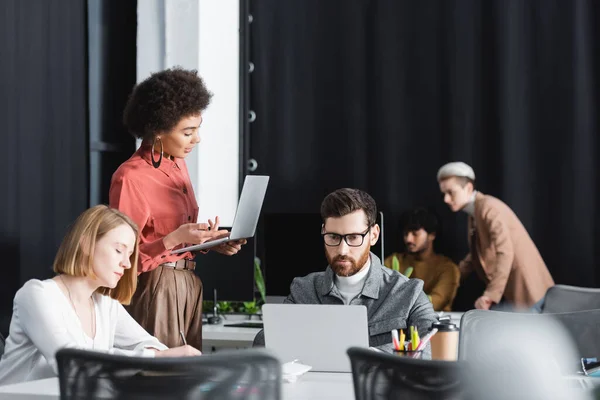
left=151, top=136, right=163, bottom=168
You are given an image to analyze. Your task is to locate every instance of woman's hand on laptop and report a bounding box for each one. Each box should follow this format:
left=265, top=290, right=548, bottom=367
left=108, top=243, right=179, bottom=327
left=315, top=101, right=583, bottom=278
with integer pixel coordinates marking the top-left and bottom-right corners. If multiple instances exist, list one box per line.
left=163, top=222, right=229, bottom=249
left=213, top=238, right=247, bottom=256
left=208, top=216, right=221, bottom=232
left=206, top=216, right=246, bottom=256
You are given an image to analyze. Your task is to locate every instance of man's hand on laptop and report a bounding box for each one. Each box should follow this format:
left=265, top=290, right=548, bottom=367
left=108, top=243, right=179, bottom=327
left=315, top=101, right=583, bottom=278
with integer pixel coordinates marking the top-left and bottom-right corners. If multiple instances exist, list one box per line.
left=208, top=216, right=247, bottom=256
left=163, top=222, right=229, bottom=250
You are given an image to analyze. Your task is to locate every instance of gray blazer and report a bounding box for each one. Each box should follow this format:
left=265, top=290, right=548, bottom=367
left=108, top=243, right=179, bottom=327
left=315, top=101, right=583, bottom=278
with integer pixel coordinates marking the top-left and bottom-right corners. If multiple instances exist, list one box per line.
left=255, top=253, right=437, bottom=354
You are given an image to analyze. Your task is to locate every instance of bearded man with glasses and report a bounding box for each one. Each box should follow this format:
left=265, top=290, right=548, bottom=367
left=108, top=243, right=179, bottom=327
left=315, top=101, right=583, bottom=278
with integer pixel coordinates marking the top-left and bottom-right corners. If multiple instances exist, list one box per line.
left=254, top=188, right=437, bottom=353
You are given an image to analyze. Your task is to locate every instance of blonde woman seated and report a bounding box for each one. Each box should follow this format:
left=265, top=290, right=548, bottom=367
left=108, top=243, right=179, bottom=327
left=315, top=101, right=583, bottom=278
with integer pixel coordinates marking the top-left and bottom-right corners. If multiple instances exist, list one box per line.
left=0, top=205, right=200, bottom=386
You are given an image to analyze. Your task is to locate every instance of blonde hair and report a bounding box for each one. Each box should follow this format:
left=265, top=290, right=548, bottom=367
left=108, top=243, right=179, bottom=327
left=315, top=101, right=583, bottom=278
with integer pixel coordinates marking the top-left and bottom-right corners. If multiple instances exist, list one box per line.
left=53, top=205, right=139, bottom=304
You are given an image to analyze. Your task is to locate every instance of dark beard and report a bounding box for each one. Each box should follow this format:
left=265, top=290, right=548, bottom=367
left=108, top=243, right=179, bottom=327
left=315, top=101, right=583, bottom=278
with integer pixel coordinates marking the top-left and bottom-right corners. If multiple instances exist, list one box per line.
left=407, top=246, right=424, bottom=255
left=327, top=245, right=371, bottom=277
left=406, top=242, right=429, bottom=256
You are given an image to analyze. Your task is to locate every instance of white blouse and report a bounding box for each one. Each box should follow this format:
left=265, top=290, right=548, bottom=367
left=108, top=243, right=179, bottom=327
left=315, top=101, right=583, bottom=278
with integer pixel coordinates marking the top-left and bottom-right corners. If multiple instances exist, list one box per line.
left=0, top=279, right=168, bottom=386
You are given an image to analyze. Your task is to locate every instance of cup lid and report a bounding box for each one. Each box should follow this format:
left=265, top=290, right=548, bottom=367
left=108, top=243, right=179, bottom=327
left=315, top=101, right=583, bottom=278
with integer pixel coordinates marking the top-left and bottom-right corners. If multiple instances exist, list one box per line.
left=432, top=322, right=459, bottom=332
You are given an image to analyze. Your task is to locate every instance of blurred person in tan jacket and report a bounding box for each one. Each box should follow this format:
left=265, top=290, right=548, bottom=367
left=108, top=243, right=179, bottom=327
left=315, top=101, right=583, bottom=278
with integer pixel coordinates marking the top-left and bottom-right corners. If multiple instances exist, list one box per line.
left=384, top=207, right=460, bottom=311
left=437, top=162, right=554, bottom=312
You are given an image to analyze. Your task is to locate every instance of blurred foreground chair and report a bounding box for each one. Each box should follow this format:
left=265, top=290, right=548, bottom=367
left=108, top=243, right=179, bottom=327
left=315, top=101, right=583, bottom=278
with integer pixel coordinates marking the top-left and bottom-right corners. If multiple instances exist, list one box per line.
left=542, top=285, right=600, bottom=313
left=460, top=309, right=600, bottom=363
left=56, top=348, right=281, bottom=400
left=459, top=309, right=598, bottom=398
left=347, top=347, right=464, bottom=400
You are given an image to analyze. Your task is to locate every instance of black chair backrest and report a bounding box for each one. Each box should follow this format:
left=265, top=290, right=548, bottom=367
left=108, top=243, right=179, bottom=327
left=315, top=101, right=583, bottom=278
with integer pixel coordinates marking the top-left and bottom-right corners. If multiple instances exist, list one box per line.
left=347, top=347, right=465, bottom=400
left=542, top=285, right=600, bottom=313
left=56, top=348, right=281, bottom=400
left=0, top=332, right=5, bottom=357
left=459, top=309, right=600, bottom=364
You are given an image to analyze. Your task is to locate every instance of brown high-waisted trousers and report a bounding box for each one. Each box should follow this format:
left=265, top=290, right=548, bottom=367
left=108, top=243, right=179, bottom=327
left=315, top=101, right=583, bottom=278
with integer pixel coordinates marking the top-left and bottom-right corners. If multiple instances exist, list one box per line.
left=127, top=265, right=203, bottom=349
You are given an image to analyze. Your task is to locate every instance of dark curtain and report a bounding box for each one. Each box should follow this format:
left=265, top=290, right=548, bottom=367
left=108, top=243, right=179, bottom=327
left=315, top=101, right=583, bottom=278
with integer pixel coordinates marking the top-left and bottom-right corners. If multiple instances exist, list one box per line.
left=88, top=0, right=137, bottom=206
left=249, top=0, right=600, bottom=307
left=0, top=0, right=88, bottom=331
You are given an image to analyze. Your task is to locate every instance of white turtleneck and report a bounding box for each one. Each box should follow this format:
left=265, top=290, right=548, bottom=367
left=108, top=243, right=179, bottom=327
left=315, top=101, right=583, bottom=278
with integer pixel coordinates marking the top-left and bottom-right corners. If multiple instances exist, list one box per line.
left=334, top=258, right=371, bottom=305
left=462, top=191, right=478, bottom=217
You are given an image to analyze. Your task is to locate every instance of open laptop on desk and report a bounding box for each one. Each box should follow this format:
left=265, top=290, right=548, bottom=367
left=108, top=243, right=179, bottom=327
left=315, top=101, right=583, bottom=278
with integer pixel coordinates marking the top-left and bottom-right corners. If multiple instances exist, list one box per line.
left=171, top=175, right=269, bottom=253
left=262, top=304, right=369, bottom=373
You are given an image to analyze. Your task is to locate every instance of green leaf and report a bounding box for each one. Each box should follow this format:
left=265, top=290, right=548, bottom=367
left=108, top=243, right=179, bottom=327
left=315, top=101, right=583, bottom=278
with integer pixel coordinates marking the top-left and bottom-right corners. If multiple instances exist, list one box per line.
left=241, top=300, right=260, bottom=314
left=391, top=255, right=400, bottom=272
left=404, top=266, right=413, bottom=278
left=254, top=257, right=266, bottom=305
left=217, top=301, right=233, bottom=313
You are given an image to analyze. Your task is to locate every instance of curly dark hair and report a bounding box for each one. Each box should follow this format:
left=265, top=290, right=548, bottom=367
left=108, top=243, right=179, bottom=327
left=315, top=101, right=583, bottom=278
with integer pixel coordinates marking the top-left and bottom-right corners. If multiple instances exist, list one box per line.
left=123, top=67, right=213, bottom=140
left=400, top=207, right=439, bottom=235
left=321, top=188, right=378, bottom=227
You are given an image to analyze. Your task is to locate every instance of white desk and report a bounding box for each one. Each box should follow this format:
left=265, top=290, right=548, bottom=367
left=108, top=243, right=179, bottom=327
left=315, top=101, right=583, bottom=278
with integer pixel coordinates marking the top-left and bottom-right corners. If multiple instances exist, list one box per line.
left=0, top=313, right=465, bottom=398
left=201, top=321, right=261, bottom=353
left=283, top=373, right=353, bottom=400
left=0, top=378, right=57, bottom=400
left=199, top=312, right=464, bottom=353
left=1, top=373, right=596, bottom=400
left=0, top=372, right=354, bottom=400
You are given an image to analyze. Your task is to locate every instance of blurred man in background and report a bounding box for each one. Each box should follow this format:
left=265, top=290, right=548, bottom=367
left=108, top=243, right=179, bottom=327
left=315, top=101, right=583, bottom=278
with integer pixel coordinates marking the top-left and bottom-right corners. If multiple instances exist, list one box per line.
left=437, top=162, right=554, bottom=312
left=384, top=207, right=460, bottom=311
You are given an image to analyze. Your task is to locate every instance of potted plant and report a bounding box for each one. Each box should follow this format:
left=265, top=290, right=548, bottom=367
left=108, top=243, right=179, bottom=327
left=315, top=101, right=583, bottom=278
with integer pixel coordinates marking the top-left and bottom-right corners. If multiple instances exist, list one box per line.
left=391, top=255, right=431, bottom=303
left=203, top=257, right=267, bottom=321
left=217, top=301, right=234, bottom=314
left=391, top=255, right=413, bottom=278
left=238, top=257, right=266, bottom=320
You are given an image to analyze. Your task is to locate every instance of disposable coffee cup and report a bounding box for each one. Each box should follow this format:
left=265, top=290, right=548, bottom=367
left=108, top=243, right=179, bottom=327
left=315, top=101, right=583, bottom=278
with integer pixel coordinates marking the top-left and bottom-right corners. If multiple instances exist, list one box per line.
left=430, top=322, right=459, bottom=361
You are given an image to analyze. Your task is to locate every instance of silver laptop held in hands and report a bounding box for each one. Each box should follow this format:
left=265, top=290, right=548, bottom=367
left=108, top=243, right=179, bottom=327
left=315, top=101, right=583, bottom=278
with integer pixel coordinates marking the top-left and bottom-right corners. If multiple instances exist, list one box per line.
left=171, top=175, right=269, bottom=254
left=262, top=304, right=369, bottom=372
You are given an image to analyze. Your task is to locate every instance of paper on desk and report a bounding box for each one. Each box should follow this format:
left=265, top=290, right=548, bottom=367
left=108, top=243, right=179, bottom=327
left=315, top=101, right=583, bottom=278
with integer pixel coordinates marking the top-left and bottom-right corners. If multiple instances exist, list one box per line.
left=282, top=361, right=312, bottom=383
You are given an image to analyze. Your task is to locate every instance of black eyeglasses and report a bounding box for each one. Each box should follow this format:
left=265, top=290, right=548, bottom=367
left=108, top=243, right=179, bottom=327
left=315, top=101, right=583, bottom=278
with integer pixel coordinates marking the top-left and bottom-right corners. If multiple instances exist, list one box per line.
left=322, top=227, right=371, bottom=247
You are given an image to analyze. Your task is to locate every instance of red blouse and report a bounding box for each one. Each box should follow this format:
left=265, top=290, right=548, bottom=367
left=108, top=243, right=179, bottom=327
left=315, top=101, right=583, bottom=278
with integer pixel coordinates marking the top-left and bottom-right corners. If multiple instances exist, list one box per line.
left=109, top=145, right=199, bottom=273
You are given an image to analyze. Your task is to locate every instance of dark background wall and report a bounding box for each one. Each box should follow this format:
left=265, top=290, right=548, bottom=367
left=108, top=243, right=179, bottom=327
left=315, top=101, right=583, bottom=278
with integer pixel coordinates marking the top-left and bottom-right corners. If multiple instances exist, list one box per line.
left=0, top=0, right=136, bottom=335
left=1, top=0, right=599, bottom=330
left=0, top=0, right=89, bottom=334
left=248, top=0, right=600, bottom=309
left=88, top=0, right=137, bottom=206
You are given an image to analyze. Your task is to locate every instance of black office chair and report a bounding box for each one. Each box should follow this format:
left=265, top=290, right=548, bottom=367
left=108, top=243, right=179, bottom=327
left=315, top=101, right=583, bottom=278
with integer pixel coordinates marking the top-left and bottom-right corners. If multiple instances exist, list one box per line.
left=542, top=284, right=600, bottom=313
left=0, top=332, right=5, bottom=357
left=347, top=347, right=465, bottom=400
left=55, top=348, right=281, bottom=400
left=252, top=330, right=265, bottom=347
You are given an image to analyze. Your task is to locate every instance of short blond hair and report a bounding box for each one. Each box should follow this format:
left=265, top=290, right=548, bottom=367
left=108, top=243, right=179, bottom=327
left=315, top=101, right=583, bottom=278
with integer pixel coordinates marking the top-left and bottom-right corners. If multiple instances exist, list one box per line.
left=53, top=205, right=139, bottom=304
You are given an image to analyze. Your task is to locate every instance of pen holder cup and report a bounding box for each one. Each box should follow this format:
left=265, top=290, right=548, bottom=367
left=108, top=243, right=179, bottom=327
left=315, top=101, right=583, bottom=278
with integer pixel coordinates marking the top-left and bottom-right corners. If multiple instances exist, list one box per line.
left=430, top=322, right=459, bottom=361
left=393, top=350, right=424, bottom=359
